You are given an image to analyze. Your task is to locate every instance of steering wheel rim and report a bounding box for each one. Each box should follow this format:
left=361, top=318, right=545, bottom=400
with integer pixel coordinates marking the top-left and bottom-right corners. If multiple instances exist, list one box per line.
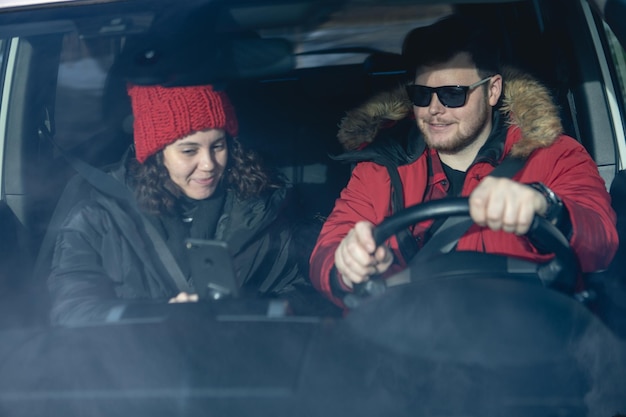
left=348, top=197, right=579, bottom=306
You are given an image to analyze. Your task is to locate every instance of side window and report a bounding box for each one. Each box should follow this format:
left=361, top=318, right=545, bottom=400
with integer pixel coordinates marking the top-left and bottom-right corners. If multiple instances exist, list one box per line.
left=603, top=23, right=626, bottom=170
left=605, top=24, right=626, bottom=111
left=54, top=33, right=117, bottom=154
left=0, top=39, right=6, bottom=99
left=0, top=38, right=9, bottom=200
left=53, top=15, right=154, bottom=167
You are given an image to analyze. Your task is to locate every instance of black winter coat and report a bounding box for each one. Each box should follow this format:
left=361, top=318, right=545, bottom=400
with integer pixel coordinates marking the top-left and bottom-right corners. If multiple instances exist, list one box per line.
left=41, top=161, right=306, bottom=325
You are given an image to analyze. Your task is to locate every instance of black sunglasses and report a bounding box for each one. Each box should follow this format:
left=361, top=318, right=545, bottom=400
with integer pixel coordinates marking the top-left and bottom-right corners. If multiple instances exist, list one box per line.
left=406, top=76, right=493, bottom=108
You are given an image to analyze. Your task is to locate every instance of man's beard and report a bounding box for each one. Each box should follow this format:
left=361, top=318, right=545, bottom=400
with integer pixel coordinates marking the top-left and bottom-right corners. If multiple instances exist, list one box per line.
left=420, top=103, right=490, bottom=154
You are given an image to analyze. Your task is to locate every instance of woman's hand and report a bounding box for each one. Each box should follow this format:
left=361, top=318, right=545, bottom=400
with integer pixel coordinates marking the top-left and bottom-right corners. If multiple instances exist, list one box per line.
left=168, top=292, right=199, bottom=303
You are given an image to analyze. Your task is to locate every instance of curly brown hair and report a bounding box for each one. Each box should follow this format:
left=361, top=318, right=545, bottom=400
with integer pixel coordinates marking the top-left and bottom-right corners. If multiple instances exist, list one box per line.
left=128, top=135, right=283, bottom=216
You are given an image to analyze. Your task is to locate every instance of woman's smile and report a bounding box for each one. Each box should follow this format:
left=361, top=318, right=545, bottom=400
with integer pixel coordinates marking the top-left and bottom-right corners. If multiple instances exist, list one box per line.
left=163, top=129, right=228, bottom=200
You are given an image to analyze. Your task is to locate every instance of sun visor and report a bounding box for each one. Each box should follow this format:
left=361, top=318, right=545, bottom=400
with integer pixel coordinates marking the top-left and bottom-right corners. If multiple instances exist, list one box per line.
left=117, top=33, right=294, bottom=87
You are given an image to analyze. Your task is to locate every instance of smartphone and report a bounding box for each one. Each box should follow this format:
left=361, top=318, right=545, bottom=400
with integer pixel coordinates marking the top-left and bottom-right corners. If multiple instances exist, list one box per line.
left=184, top=238, right=240, bottom=300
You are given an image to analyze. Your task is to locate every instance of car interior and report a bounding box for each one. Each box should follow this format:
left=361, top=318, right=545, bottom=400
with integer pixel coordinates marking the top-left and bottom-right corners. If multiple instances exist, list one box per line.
left=0, top=0, right=625, bottom=331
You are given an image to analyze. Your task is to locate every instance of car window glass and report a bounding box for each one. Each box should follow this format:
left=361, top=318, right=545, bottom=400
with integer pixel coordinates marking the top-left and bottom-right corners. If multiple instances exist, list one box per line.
left=0, top=39, right=6, bottom=96
left=54, top=32, right=117, bottom=151
left=0, top=38, right=8, bottom=200
left=605, top=23, right=626, bottom=109
left=258, top=4, right=453, bottom=69
left=52, top=13, right=153, bottom=161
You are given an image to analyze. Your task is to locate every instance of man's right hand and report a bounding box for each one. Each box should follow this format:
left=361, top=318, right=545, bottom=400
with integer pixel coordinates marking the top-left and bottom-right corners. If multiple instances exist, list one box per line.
left=334, top=221, right=394, bottom=288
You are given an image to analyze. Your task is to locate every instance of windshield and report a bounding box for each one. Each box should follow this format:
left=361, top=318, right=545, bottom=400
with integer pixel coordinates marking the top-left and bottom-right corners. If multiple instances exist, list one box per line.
left=0, top=0, right=625, bottom=416
left=260, top=3, right=453, bottom=68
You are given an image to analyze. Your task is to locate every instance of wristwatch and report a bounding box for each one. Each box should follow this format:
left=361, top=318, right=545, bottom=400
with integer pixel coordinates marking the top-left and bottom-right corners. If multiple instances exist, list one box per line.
left=527, top=182, right=564, bottom=224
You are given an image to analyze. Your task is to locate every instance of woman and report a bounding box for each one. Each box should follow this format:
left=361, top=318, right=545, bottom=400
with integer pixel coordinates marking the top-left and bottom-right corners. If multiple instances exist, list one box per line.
left=44, top=84, right=308, bottom=325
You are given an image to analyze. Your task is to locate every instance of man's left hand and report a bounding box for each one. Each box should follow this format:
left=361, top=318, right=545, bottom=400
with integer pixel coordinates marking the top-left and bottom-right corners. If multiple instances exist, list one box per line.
left=469, top=177, right=548, bottom=235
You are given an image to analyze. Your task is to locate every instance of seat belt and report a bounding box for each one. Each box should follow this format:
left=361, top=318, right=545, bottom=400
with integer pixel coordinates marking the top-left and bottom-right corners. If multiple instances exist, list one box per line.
left=413, top=155, right=527, bottom=263
left=41, top=129, right=193, bottom=294
left=73, top=155, right=193, bottom=294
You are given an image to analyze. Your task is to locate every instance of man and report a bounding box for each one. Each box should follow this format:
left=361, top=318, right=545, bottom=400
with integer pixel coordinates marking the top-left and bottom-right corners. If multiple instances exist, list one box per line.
left=309, top=14, right=618, bottom=307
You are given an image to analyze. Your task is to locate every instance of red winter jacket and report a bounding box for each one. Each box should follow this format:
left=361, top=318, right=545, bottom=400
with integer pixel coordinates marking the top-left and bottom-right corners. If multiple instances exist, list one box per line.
left=310, top=70, right=618, bottom=307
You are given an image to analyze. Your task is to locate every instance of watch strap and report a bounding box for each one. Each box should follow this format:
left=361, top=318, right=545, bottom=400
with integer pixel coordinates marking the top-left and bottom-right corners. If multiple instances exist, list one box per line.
left=527, top=182, right=564, bottom=224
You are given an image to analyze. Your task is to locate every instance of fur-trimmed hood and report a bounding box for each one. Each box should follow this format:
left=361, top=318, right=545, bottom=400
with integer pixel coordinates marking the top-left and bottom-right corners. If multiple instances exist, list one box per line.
left=337, top=67, right=562, bottom=158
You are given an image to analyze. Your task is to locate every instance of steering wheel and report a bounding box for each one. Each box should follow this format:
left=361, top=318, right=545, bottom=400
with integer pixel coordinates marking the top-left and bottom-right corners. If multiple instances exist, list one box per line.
left=345, top=197, right=579, bottom=308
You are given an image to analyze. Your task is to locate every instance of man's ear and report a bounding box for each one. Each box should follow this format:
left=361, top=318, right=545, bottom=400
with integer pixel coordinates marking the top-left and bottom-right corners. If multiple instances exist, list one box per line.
left=488, top=74, right=503, bottom=107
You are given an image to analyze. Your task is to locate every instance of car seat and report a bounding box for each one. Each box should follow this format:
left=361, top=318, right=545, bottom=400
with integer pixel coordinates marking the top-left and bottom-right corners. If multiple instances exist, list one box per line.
left=588, top=169, right=626, bottom=338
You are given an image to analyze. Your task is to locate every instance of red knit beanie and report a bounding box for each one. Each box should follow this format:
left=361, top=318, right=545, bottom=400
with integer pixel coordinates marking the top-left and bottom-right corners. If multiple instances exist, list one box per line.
left=127, top=84, right=239, bottom=163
